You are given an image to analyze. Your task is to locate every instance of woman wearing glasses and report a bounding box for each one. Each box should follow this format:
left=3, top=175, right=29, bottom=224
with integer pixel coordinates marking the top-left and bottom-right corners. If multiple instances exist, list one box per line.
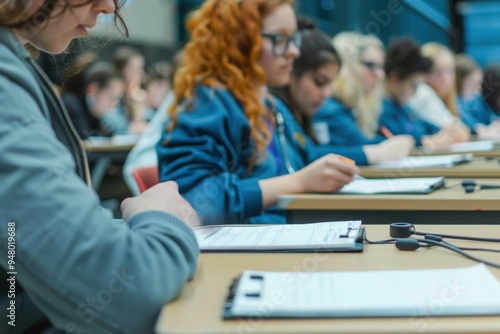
left=311, top=32, right=414, bottom=162
left=157, top=0, right=360, bottom=226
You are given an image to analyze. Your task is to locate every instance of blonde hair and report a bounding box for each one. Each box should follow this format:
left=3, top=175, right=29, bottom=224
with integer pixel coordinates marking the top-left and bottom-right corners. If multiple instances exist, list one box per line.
left=455, top=53, right=480, bottom=96
left=331, top=32, right=385, bottom=138
left=421, top=42, right=458, bottom=116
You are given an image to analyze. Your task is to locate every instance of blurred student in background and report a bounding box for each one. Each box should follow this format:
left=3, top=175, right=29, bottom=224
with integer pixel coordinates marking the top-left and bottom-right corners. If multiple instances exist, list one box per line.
left=271, top=24, right=414, bottom=164
left=314, top=32, right=385, bottom=145
left=0, top=0, right=198, bottom=333
left=455, top=53, right=483, bottom=103
left=461, top=64, right=500, bottom=135
left=141, top=61, right=172, bottom=121
left=408, top=42, right=470, bottom=141
left=311, top=31, right=414, bottom=161
left=111, top=46, right=149, bottom=134
left=62, top=53, right=125, bottom=139
left=124, top=53, right=182, bottom=195
left=381, top=38, right=466, bottom=147
left=157, top=0, right=359, bottom=225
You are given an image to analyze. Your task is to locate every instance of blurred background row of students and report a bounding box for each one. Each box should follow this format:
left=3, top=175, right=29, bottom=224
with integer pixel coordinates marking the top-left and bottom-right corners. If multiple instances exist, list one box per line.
left=57, top=30, right=498, bottom=149
left=60, top=46, right=172, bottom=140
left=54, top=21, right=500, bottom=195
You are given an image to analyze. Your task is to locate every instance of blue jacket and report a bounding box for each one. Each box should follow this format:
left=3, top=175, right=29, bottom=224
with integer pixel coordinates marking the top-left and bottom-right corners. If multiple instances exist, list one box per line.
left=460, top=95, right=500, bottom=131
left=157, top=86, right=367, bottom=225
left=313, top=97, right=385, bottom=145
left=380, top=98, right=440, bottom=146
left=0, top=27, right=198, bottom=334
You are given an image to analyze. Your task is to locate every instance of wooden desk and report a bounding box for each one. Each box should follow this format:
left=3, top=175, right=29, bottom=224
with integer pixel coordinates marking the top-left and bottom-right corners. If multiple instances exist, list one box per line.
left=278, top=178, right=500, bottom=224
left=156, top=225, right=500, bottom=334
left=360, top=158, right=500, bottom=179
left=83, top=139, right=136, bottom=190
left=411, top=146, right=500, bottom=158
left=83, top=139, right=135, bottom=159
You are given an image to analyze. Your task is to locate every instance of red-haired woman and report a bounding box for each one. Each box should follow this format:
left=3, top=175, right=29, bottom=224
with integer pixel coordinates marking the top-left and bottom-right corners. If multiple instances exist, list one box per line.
left=157, top=0, right=360, bottom=225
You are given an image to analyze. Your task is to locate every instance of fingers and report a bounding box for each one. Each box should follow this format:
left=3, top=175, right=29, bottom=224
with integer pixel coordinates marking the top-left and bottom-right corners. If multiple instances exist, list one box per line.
left=120, top=197, right=133, bottom=219
left=324, top=154, right=360, bottom=175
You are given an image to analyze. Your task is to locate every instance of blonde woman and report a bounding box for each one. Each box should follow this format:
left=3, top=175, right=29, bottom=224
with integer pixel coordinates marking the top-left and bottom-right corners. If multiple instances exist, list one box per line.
left=409, top=42, right=470, bottom=139
left=313, top=32, right=414, bottom=161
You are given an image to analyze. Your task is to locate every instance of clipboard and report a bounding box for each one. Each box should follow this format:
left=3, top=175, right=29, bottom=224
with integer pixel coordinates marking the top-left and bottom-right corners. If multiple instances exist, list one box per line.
left=336, top=177, right=446, bottom=195
left=223, top=264, right=500, bottom=320
left=194, top=221, right=365, bottom=253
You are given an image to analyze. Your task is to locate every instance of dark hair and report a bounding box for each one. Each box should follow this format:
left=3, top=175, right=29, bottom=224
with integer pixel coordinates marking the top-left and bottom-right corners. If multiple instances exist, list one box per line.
left=482, top=64, right=500, bottom=112
left=141, top=62, right=172, bottom=89
left=385, top=38, right=432, bottom=80
left=293, top=17, right=342, bottom=78
left=455, top=53, right=480, bottom=94
left=0, top=0, right=128, bottom=37
left=63, top=53, right=123, bottom=98
left=270, top=16, right=340, bottom=142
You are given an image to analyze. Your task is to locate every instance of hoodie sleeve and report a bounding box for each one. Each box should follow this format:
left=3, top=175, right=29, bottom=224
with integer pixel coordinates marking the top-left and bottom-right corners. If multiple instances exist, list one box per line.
left=157, top=86, right=263, bottom=225
left=0, top=73, right=199, bottom=334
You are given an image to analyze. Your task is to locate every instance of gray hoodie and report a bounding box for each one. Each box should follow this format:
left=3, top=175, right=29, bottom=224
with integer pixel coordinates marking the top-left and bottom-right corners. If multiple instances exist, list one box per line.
left=0, top=27, right=198, bottom=333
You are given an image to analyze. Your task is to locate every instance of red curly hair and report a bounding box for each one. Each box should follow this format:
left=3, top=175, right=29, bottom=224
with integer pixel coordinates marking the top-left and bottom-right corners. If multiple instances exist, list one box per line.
left=169, top=0, right=294, bottom=155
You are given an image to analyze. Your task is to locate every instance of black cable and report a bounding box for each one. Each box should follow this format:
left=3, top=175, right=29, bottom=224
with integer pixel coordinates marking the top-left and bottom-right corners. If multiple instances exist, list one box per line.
left=457, top=247, right=500, bottom=253
left=415, top=231, right=500, bottom=243
left=364, top=236, right=432, bottom=248
left=364, top=237, right=396, bottom=245
left=417, top=238, right=500, bottom=269
left=440, top=240, right=500, bottom=253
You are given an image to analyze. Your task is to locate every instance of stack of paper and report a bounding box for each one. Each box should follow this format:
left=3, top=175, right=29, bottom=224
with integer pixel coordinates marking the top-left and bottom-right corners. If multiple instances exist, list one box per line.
left=423, top=141, right=497, bottom=153
left=373, top=154, right=473, bottom=169
left=336, top=177, right=445, bottom=194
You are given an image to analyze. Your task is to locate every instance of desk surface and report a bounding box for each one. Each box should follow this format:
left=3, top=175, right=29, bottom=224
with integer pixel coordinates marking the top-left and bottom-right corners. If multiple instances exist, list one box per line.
left=411, top=146, right=500, bottom=158
left=360, top=158, right=500, bottom=179
left=278, top=178, right=500, bottom=212
left=156, top=225, right=500, bottom=334
left=82, top=139, right=135, bottom=153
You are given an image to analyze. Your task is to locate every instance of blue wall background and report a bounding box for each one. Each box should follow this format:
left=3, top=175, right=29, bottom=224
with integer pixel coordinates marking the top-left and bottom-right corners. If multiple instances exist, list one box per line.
left=177, top=0, right=452, bottom=47
left=175, top=0, right=500, bottom=67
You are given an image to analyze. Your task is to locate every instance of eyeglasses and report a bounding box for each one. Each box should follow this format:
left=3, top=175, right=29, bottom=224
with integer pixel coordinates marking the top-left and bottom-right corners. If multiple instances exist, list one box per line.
left=360, top=60, right=385, bottom=72
left=261, top=31, right=303, bottom=57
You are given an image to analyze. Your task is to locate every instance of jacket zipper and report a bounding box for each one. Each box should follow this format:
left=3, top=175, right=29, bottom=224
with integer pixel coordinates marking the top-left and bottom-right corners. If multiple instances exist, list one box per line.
left=29, top=59, right=93, bottom=188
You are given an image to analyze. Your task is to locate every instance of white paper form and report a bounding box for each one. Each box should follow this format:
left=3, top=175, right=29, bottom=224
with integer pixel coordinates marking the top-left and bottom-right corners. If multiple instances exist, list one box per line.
left=373, top=154, right=473, bottom=169
left=336, top=177, right=444, bottom=194
left=194, top=221, right=361, bottom=251
left=423, top=140, right=497, bottom=153
left=231, top=264, right=500, bottom=317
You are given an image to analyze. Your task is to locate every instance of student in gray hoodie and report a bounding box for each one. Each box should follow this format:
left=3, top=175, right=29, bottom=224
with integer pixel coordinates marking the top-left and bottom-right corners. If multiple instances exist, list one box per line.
left=0, top=1, right=199, bottom=333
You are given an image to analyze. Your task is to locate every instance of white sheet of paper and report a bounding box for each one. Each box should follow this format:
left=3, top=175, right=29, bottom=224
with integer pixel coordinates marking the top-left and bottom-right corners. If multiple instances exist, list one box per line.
left=231, top=264, right=500, bottom=317
left=336, top=177, right=444, bottom=194
left=373, top=154, right=473, bottom=169
left=429, top=141, right=496, bottom=153
left=195, top=221, right=361, bottom=251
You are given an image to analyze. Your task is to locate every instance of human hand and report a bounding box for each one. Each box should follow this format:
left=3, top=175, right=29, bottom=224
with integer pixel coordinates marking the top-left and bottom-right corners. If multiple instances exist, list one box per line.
left=121, top=181, right=199, bottom=228
left=294, top=154, right=360, bottom=193
left=363, top=135, right=415, bottom=163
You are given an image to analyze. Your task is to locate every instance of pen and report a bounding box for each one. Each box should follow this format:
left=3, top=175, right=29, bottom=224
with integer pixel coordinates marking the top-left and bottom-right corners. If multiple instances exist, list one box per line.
left=337, top=156, right=355, bottom=165
left=380, top=126, right=394, bottom=139
left=337, top=156, right=364, bottom=179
